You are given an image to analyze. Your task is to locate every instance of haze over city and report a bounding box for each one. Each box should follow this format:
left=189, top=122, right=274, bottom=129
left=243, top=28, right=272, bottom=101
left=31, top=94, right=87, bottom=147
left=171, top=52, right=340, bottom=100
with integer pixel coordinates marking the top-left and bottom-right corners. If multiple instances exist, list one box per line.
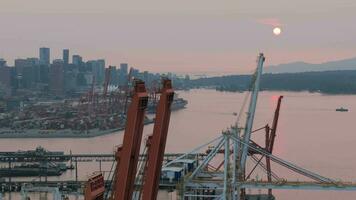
left=1, top=0, right=356, bottom=74
left=3, top=0, right=356, bottom=200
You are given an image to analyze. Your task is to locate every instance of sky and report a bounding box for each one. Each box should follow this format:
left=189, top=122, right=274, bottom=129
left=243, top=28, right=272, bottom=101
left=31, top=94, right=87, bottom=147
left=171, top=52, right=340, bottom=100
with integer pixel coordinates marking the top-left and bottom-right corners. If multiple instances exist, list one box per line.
left=0, top=0, right=356, bottom=74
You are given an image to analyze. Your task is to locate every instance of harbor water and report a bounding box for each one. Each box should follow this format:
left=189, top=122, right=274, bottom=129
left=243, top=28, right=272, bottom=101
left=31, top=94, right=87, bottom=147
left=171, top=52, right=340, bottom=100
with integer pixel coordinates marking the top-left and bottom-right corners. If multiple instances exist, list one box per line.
left=1, top=89, right=356, bottom=199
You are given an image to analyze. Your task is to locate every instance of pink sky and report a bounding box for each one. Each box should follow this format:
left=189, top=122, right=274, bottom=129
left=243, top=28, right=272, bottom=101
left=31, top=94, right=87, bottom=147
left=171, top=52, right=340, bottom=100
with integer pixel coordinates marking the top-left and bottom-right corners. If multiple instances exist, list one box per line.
left=1, top=0, right=356, bottom=74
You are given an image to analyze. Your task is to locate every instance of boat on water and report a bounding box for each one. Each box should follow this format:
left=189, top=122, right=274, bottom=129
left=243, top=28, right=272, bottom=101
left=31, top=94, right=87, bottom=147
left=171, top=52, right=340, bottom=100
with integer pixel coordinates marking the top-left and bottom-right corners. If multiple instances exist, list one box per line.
left=336, top=107, right=348, bottom=112
left=0, top=163, right=65, bottom=177
left=147, top=97, right=188, bottom=113
left=170, top=98, right=188, bottom=111
left=0, top=146, right=64, bottom=156
left=0, top=147, right=68, bottom=177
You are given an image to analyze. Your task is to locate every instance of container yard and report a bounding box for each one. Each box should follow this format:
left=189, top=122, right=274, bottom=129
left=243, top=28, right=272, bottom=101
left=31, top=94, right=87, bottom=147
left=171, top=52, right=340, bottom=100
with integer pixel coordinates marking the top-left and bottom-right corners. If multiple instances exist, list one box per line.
left=0, top=66, right=187, bottom=138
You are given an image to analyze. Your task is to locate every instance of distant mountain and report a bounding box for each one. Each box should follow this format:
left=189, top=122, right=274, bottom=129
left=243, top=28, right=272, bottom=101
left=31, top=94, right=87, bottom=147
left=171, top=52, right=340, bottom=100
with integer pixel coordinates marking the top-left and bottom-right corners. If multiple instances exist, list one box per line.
left=265, top=57, right=356, bottom=74
left=189, top=70, right=356, bottom=94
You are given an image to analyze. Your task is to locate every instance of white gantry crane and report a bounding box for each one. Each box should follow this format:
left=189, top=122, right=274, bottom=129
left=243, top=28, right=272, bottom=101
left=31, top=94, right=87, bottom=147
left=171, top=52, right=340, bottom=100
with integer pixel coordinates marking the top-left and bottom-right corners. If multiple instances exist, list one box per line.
left=164, top=53, right=356, bottom=200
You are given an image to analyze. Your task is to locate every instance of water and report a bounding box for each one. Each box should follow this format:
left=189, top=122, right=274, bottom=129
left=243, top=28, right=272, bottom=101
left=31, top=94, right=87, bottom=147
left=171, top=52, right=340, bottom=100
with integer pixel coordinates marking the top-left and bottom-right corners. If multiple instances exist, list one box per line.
left=1, top=89, right=356, bottom=199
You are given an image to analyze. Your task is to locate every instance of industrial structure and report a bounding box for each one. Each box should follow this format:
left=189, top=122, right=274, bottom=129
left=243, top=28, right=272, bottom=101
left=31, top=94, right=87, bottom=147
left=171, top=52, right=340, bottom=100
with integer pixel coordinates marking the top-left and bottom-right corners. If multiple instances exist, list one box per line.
left=0, top=63, right=187, bottom=138
left=3, top=53, right=356, bottom=200
left=84, top=78, right=175, bottom=200
left=82, top=53, right=356, bottom=200
left=162, top=53, right=356, bottom=199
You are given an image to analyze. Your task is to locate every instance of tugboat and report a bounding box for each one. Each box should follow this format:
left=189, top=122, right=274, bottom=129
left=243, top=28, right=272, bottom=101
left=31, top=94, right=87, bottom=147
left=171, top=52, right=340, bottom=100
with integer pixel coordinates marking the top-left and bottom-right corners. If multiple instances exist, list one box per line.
left=336, top=107, right=348, bottom=112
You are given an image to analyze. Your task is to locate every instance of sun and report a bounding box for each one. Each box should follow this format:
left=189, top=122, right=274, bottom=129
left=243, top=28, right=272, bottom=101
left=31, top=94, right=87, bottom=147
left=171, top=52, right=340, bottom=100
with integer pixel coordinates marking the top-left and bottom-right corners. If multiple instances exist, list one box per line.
left=273, top=27, right=282, bottom=36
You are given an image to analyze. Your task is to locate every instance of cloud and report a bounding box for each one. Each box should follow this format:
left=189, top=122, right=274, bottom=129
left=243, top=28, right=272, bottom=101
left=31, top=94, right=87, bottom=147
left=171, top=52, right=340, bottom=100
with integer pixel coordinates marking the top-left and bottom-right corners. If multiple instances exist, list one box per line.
left=257, top=18, right=282, bottom=27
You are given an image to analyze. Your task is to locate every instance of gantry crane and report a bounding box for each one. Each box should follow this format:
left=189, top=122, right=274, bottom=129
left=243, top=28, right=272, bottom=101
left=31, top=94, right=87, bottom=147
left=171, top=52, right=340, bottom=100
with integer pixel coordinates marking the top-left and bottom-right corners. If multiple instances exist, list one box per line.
left=112, top=79, right=148, bottom=200
left=164, top=53, right=356, bottom=200
left=84, top=172, right=105, bottom=200
left=142, top=78, right=174, bottom=200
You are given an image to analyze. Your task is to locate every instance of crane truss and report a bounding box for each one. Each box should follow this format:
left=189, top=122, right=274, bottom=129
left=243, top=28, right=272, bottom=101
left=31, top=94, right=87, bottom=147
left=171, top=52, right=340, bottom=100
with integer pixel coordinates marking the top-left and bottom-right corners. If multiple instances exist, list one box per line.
left=164, top=53, right=356, bottom=200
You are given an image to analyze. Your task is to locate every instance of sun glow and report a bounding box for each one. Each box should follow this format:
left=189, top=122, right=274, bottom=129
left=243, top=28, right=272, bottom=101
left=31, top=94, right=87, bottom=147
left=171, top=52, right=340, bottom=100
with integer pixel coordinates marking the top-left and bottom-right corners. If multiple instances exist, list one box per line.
left=273, top=27, right=282, bottom=36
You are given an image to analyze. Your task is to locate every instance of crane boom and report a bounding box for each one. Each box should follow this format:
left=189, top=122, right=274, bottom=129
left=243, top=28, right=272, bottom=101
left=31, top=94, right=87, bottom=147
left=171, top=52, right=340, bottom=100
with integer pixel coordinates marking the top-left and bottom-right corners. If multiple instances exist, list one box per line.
left=113, top=80, right=148, bottom=200
left=240, top=53, right=265, bottom=172
left=269, top=96, right=283, bottom=152
left=266, top=95, right=283, bottom=196
left=142, top=79, right=174, bottom=200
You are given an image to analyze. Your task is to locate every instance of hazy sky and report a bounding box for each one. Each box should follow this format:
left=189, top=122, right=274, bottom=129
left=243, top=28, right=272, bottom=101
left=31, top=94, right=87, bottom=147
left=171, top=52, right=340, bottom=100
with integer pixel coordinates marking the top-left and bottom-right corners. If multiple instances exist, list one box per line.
left=1, top=0, right=356, bottom=74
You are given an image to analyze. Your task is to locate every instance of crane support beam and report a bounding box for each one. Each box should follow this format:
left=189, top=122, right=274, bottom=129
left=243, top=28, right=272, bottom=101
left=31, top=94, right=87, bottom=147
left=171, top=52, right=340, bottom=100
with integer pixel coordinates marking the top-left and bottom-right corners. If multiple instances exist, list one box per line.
left=231, top=135, right=335, bottom=183
left=142, top=79, right=175, bottom=200
left=184, top=181, right=356, bottom=191
left=266, top=95, right=283, bottom=196
left=268, top=96, right=283, bottom=153
left=114, top=80, right=148, bottom=200
left=239, top=181, right=356, bottom=191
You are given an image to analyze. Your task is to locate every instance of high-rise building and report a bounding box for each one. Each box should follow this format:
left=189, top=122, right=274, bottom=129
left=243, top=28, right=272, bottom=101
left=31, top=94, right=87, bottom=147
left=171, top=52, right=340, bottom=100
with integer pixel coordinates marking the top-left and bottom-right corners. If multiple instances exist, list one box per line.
left=0, top=59, right=6, bottom=67
left=63, top=49, right=69, bottom=65
left=39, top=65, right=49, bottom=84
left=72, top=55, right=83, bottom=65
left=119, top=63, right=128, bottom=86
left=14, top=58, right=40, bottom=89
left=39, top=47, right=50, bottom=65
left=49, top=62, right=64, bottom=96
left=53, top=59, right=64, bottom=65
left=87, top=59, right=105, bottom=85
left=131, top=68, right=140, bottom=78
left=0, top=66, right=15, bottom=96
left=110, top=66, right=119, bottom=85
left=120, top=63, right=128, bottom=76
left=97, top=59, right=105, bottom=85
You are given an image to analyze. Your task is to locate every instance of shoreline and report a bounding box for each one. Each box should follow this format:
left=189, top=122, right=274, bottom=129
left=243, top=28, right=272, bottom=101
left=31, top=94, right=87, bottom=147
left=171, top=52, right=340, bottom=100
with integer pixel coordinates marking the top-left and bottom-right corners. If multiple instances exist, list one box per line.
left=0, top=121, right=153, bottom=139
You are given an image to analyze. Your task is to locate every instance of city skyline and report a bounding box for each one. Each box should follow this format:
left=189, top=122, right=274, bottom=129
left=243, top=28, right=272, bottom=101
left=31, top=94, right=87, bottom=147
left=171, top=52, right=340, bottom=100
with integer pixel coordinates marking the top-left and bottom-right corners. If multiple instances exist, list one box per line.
left=1, top=0, right=356, bottom=73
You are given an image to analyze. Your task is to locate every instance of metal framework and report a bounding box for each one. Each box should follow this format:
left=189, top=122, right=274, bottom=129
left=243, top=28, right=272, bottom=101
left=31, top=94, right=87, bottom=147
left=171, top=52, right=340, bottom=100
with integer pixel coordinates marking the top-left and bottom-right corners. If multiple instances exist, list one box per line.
left=165, top=53, right=356, bottom=200
left=21, top=185, right=62, bottom=200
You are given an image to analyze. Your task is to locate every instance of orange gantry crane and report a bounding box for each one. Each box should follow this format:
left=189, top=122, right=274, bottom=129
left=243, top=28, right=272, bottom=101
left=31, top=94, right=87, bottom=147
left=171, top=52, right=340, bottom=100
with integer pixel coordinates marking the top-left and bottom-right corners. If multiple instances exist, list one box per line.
left=142, top=79, right=174, bottom=200
left=84, top=172, right=105, bottom=200
left=85, top=78, right=174, bottom=200
left=113, top=79, right=149, bottom=200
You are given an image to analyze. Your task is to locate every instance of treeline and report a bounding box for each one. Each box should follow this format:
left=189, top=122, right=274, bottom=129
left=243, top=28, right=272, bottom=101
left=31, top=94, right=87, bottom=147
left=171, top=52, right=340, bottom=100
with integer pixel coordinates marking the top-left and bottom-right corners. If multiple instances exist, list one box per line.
left=188, top=70, right=356, bottom=94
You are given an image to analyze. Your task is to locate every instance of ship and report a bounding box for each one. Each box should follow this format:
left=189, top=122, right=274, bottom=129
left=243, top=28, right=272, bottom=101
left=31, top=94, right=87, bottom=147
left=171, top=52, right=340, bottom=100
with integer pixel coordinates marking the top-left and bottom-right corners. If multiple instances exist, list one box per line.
left=336, top=107, right=348, bottom=112
left=147, top=97, right=188, bottom=114
left=0, top=147, right=68, bottom=177
left=0, top=146, right=64, bottom=156
left=0, top=163, right=64, bottom=177
left=170, top=98, right=188, bottom=111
